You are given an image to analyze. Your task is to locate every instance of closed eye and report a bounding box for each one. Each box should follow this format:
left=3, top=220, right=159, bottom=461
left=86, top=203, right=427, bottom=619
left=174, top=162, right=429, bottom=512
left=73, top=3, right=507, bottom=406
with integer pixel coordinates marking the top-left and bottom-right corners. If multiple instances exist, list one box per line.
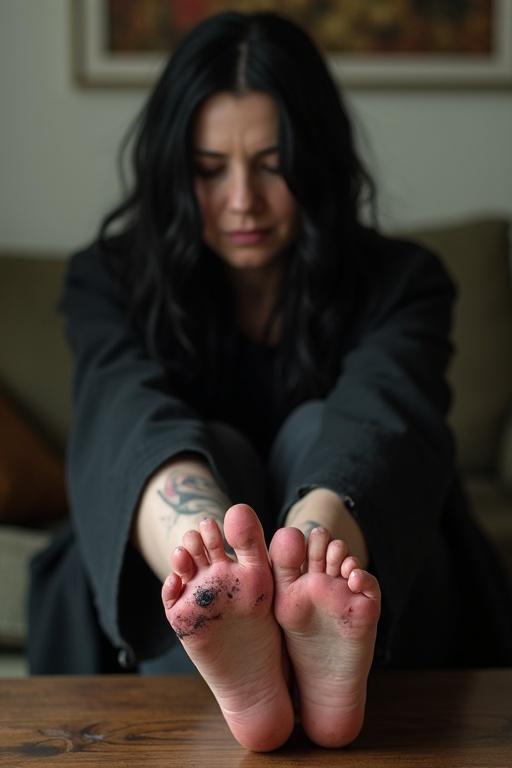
left=260, top=163, right=282, bottom=175
left=194, top=164, right=281, bottom=179
left=194, top=165, right=223, bottom=179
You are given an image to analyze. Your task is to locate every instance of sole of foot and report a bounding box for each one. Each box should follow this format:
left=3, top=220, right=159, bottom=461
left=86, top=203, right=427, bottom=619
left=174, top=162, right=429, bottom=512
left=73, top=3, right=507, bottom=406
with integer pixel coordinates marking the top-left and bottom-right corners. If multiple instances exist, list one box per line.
left=162, top=503, right=294, bottom=752
left=269, top=525, right=381, bottom=748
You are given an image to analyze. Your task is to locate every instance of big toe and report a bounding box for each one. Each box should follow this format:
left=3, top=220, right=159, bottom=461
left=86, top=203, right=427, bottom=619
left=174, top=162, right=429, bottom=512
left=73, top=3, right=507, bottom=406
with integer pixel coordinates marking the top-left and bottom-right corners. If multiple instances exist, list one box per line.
left=223, top=503, right=268, bottom=567
left=269, top=527, right=306, bottom=588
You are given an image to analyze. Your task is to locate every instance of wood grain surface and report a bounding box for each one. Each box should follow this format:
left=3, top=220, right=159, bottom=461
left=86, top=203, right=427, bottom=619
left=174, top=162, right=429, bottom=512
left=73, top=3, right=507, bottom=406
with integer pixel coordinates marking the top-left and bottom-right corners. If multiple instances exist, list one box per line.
left=0, top=669, right=511, bottom=767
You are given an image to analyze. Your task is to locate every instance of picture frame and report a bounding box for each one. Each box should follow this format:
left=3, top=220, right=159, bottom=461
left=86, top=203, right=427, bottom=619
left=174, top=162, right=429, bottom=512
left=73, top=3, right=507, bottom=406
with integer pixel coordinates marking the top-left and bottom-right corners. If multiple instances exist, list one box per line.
left=72, top=0, right=512, bottom=89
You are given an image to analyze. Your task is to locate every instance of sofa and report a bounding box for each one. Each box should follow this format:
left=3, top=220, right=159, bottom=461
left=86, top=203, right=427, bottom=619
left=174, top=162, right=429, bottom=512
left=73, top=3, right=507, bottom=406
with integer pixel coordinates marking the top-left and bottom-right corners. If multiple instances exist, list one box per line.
left=1, top=215, right=511, bottom=676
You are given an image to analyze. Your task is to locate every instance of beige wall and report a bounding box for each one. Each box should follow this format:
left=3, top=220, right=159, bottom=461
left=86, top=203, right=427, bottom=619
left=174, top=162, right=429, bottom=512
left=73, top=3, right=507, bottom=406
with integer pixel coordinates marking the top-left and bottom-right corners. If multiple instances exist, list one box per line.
left=1, top=0, right=512, bottom=252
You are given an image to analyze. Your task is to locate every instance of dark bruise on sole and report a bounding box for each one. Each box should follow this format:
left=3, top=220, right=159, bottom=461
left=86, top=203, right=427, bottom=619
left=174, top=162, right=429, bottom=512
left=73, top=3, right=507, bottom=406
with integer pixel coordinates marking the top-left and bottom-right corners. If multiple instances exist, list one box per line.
left=193, top=576, right=240, bottom=606
left=194, top=587, right=216, bottom=607
left=227, top=581, right=241, bottom=600
left=171, top=576, right=241, bottom=639
left=173, top=612, right=222, bottom=639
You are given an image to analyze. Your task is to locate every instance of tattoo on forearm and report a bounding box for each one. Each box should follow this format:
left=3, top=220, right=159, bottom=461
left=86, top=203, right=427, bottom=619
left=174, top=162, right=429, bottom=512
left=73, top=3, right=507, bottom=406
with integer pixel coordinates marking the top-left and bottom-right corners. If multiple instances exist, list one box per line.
left=157, top=472, right=229, bottom=535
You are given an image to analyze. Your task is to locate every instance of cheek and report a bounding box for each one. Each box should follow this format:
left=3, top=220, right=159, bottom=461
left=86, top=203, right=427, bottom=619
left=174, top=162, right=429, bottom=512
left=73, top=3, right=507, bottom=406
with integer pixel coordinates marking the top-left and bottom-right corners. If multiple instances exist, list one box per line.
left=276, top=194, right=297, bottom=231
left=194, top=185, right=223, bottom=229
left=268, top=182, right=296, bottom=217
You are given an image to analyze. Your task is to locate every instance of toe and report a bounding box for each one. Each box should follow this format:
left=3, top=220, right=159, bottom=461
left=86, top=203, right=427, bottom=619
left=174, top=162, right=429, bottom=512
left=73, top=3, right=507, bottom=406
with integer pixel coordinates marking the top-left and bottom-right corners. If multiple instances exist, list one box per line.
left=340, top=555, right=361, bottom=580
left=183, top=529, right=210, bottom=570
left=200, top=517, right=229, bottom=563
left=269, top=526, right=306, bottom=588
left=305, top=527, right=330, bottom=573
left=348, top=569, right=381, bottom=602
left=223, top=504, right=269, bottom=568
left=171, top=545, right=197, bottom=582
left=162, top=572, right=183, bottom=611
left=325, top=539, right=348, bottom=577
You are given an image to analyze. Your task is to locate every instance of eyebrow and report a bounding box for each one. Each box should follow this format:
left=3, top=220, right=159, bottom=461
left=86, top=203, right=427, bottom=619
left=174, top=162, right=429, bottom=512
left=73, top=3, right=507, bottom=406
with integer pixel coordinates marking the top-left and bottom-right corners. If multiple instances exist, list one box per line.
left=193, top=145, right=279, bottom=160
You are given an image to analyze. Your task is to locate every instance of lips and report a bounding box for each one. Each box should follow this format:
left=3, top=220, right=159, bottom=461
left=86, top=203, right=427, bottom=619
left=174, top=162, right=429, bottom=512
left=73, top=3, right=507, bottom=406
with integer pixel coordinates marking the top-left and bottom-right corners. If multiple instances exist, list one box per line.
left=225, top=228, right=271, bottom=245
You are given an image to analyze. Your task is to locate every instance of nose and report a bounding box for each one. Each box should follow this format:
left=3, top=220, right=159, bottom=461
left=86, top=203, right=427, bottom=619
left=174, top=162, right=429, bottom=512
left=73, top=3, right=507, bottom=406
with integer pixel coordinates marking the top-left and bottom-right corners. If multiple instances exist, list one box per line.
left=227, top=168, right=259, bottom=213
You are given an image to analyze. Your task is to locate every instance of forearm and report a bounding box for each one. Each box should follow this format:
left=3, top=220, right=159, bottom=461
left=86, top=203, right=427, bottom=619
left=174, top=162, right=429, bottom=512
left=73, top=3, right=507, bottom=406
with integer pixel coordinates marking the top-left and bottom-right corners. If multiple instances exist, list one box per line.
left=285, top=488, right=369, bottom=568
left=132, top=453, right=231, bottom=582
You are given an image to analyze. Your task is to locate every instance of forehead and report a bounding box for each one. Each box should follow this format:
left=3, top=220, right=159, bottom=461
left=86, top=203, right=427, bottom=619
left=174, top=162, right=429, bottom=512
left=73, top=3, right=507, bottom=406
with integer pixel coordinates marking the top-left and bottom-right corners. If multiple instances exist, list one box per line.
left=193, top=91, right=279, bottom=150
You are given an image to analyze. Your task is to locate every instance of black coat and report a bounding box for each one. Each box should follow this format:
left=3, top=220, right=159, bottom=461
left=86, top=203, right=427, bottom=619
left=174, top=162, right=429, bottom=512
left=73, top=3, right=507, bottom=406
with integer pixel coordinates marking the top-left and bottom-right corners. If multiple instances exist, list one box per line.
left=29, top=227, right=512, bottom=672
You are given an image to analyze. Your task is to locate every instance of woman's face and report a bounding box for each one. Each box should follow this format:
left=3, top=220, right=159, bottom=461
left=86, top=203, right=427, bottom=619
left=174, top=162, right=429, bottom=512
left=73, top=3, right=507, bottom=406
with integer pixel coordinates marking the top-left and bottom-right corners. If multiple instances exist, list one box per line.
left=192, top=91, right=297, bottom=276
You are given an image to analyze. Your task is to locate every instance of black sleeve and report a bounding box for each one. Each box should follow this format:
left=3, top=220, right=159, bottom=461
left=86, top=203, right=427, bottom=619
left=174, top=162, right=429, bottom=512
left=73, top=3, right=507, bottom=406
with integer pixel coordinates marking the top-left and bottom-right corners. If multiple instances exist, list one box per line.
left=60, top=245, right=223, bottom=662
left=280, top=234, right=457, bottom=637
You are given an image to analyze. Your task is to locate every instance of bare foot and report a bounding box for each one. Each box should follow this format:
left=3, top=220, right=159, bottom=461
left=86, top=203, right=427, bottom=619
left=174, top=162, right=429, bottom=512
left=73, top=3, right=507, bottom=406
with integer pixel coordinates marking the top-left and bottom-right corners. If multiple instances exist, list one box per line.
left=161, top=503, right=294, bottom=752
left=269, top=526, right=381, bottom=748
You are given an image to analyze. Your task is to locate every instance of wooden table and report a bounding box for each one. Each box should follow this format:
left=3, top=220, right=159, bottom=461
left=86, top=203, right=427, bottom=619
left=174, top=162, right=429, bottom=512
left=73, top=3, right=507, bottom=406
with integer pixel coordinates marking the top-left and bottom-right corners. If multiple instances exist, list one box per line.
left=0, top=670, right=511, bottom=767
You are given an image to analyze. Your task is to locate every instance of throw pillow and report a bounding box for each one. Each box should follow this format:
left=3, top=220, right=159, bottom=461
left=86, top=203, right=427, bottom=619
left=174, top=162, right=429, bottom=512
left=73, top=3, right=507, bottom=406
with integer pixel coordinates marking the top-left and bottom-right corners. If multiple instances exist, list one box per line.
left=404, top=218, right=512, bottom=472
left=0, top=390, right=68, bottom=524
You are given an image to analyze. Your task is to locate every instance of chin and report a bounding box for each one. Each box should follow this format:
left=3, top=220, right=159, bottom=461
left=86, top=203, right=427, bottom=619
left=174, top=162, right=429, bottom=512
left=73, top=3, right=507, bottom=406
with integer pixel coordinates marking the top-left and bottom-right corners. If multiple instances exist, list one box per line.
left=227, top=253, right=281, bottom=272
left=221, top=242, right=289, bottom=269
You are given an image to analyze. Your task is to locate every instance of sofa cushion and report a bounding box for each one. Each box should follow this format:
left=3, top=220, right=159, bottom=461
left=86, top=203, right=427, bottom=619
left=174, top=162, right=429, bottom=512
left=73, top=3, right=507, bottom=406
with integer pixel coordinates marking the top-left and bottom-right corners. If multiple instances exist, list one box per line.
left=0, top=390, right=68, bottom=524
left=464, top=475, right=512, bottom=584
left=0, top=525, right=51, bottom=647
left=405, top=218, right=512, bottom=472
left=0, top=254, right=71, bottom=454
left=498, top=407, right=512, bottom=491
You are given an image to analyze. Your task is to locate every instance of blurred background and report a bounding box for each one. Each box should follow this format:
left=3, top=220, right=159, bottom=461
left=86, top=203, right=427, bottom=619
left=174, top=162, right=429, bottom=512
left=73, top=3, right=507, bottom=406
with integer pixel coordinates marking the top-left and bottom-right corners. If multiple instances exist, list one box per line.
left=1, top=0, right=511, bottom=252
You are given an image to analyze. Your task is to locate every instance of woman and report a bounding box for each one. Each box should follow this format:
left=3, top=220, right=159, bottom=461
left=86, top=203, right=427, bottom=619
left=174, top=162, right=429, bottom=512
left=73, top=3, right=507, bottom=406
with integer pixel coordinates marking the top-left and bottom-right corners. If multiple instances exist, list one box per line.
left=29, top=10, right=512, bottom=752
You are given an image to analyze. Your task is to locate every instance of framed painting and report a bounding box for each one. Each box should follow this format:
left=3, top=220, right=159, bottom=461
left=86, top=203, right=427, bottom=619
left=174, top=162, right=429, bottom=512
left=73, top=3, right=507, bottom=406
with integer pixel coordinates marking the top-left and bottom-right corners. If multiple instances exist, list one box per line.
left=72, top=0, right=512, bottom=88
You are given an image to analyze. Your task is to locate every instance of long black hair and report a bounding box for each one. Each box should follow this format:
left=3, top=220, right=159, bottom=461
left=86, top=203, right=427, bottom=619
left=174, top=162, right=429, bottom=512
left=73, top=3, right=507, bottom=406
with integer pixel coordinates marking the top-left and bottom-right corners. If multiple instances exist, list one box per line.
left=97, top=11, right=376, bottom=410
